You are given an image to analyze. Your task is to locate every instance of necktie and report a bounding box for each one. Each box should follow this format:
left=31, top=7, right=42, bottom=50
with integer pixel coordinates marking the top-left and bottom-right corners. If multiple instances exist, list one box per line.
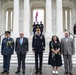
left=20, top=38, right=23, bottom=45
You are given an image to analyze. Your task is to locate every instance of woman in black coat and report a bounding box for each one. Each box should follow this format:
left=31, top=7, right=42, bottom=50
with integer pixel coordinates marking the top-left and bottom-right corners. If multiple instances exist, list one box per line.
left=48, top=35, right=62, bottom=74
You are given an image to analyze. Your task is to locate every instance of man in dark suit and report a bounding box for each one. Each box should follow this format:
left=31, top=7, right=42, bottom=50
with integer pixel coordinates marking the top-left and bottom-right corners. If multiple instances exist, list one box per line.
left=32, top=28, right=45, bottom=74
left=40, top=21, right=44, bottom=34
left=15, top=32, right=28, bottom=74
left=1, top=31, right=14, bottom=74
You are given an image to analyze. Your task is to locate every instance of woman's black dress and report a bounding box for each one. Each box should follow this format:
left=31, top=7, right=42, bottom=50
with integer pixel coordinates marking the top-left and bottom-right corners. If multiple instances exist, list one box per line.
left=48, top=41, right=62, bottom=67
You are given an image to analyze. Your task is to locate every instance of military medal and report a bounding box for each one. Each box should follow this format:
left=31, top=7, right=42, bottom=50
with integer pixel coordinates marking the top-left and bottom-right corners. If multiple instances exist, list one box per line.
left=40, top=36, right=43, bottom=39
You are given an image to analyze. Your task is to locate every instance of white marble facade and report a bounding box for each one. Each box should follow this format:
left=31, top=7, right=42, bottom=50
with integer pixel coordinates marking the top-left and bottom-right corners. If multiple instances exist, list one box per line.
left=0, top=0, right=76, bottom=38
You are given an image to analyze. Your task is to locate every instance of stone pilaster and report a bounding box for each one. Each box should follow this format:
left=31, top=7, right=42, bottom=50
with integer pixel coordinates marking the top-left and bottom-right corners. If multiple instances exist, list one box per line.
left=56, top=0, right=63, bottom=38
left=45, top=0, right=52, bottom=37
left=67, top=10, right=70, bottom=31
left=13, top=0, right=19, bottom=37
left=24, top=0, right=30, bottom=37
left=8, top=10, right=11, bottom=30
left=19, top=0, right=24, bottom=32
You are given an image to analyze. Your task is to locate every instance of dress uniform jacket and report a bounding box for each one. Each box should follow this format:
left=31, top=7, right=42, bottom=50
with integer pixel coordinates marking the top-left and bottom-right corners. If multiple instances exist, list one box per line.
left=32, top=34, right=45, bottom=53
left=1, top=37, right=14, bottom=72
left=1, top=38, right=14, bottom=55
left=40, top=24, right=44, bottom=31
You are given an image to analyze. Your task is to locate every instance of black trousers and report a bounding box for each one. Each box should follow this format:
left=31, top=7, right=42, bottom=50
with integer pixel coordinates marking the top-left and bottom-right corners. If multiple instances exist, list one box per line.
left=17, top=53, right=26, bottom=70
left=35, top=52, right=43, bottom=71
left=3, top=55, right=11, bottom=71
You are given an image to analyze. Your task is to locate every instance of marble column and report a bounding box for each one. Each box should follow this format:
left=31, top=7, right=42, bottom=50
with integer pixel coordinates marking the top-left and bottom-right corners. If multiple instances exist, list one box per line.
left=56, top=0, right=63, bottom=37
left=8, top=10, right=11, bottom=30
left=11, top=11, right=13, bottom=30
left=70, top=10, right=72, bottom=32
left=6, top=11, right=8, bottom=31
left=65, top=10, right=68, bottom=30
left=24, top=0, right=30, bottom=37
left=63, top=10, right=66, bottom=32
left=67, top=10, right=70, bottom=31
left=45, top=0, right=52, bottom=37
left=13, top=0, right=19, bottom=37
left=19, top=0, right=24, bottom=32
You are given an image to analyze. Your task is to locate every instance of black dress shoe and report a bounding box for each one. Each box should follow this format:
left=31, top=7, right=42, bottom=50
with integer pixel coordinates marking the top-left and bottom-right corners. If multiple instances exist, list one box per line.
left=22, top=70, right=25, bottom=74
left=69, top=72, right=73, bottom=75
left=1, top=71, right=6, bottom=74
left=15, top=70, right=20, bottom=74
left=64, top=72, right=68, bottom=74
left=39, top=71, right=42, bottom=74
left=6, top=71, right=9, bottom=74
left=35, top=71, right=38, bottom=74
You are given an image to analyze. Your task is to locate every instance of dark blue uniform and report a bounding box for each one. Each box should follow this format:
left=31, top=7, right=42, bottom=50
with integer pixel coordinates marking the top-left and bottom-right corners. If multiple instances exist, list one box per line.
left=1, top=38, right=14, bottom=72
left=32, top=24, right=36, bottom=35
left=40, top=24, right=44, bottom=34
left=36, top=23, right=40, bottom=29
left=32, top=34, right=45, bottom=71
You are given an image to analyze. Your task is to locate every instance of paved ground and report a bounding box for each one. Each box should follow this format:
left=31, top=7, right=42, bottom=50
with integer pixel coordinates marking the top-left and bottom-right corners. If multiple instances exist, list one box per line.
left=0, top=66, right=76, bottom=75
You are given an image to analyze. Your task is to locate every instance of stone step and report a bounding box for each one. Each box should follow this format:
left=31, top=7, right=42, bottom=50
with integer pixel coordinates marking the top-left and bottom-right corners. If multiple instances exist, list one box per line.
left=0, top=52, right=76, bottom=65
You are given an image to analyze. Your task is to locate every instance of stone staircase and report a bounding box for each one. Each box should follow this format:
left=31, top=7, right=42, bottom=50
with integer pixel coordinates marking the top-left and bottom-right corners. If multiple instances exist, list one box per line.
left=0, top=51, right=76, bottom=66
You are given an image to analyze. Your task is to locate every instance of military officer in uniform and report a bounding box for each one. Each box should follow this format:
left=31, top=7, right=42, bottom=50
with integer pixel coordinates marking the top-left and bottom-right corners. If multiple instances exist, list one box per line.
left=1, top=31, right=14, bottom=74
left=32, top=22, right=36, bottom=35
left=32, top=28, right=45, bottom=74
left=36, top=22, right=40, bottom=28
left=40, top=21, right=44, bottom=34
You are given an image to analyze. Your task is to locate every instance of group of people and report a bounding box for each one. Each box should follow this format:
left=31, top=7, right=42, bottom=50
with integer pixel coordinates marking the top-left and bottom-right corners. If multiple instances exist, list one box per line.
left=0, top=27, right=75, bottom=75
left=48, top=32, right=75, bottom=75
left=1, top=31, right=28, bottom=74
left=32, top=21, right=44, bottom=35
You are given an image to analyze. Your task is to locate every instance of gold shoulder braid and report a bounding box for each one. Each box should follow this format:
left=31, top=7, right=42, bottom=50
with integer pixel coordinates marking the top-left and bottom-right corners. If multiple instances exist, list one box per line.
left=6, top=38, right=14, bottom=48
